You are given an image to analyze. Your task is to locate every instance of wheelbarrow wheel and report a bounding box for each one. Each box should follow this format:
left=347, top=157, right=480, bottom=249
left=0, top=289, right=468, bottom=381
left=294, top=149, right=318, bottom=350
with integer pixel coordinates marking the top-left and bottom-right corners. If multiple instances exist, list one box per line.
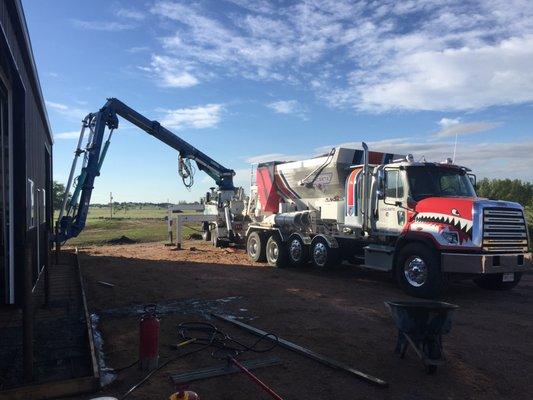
left=395, top=243, right=448, bottom=299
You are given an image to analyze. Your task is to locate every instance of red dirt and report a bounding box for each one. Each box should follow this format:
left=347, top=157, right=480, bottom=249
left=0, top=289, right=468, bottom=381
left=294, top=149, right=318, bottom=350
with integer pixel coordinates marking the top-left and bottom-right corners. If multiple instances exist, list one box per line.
left=72, top=241, right=533, bottom=400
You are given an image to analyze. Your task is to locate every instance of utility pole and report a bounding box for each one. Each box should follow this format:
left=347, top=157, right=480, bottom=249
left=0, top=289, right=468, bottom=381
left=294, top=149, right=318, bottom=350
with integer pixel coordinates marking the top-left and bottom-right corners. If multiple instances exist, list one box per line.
left=110, top=192, right=113, bottom=219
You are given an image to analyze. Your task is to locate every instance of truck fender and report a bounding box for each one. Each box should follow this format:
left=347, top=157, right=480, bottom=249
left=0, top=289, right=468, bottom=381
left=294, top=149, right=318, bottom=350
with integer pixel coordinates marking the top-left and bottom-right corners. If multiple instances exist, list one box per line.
left=245, top=226, right=285, bottom=242
left=311, top=234, right=339, bottom=249
left=393, top=232, right=441, bottom=270
left=288, top=232, right=312, bottom=246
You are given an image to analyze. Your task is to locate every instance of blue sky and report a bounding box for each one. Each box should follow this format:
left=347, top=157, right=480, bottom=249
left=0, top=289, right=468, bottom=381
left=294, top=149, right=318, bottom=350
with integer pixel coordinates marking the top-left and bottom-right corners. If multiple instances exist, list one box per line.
left=23, top=0, right=533, bottom=203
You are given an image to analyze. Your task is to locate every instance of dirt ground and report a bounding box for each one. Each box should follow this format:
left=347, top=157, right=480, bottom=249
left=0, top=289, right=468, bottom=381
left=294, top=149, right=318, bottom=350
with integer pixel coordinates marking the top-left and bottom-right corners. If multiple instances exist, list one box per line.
left=71, top=241, right=533, bottom=400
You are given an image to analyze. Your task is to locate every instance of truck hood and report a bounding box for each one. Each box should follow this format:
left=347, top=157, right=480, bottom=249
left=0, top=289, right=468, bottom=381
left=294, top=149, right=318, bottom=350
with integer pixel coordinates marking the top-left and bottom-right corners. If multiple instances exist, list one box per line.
left=409, top=197, right=524, bottom=248
left=413, top=197, right=475, bottom=236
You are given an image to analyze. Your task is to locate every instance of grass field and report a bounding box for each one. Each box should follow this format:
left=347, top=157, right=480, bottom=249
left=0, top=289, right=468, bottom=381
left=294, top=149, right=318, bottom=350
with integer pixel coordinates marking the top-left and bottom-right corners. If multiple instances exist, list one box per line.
left=61, top=205, right=201, bottom=247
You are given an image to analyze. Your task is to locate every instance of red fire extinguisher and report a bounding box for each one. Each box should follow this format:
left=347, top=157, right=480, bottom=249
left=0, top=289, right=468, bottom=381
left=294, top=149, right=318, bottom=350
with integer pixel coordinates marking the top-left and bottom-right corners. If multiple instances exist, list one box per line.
left=139, top=304, right=160, bottom=371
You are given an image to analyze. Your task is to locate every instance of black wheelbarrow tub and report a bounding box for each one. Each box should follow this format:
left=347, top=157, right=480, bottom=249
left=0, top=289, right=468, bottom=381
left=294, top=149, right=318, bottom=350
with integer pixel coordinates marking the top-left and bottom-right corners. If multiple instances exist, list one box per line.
left=385, top=301, right=459, bottom=336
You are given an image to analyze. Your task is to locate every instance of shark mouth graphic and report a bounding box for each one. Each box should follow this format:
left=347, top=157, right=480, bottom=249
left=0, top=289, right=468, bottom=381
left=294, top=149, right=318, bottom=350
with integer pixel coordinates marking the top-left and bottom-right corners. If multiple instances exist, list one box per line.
left=414, top=212, right=473, bottom=236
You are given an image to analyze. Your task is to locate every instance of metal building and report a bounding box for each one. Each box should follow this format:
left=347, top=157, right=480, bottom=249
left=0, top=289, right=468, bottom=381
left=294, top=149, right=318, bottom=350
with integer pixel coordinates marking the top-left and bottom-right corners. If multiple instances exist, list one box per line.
left=0, top=0, right=53, bottom=306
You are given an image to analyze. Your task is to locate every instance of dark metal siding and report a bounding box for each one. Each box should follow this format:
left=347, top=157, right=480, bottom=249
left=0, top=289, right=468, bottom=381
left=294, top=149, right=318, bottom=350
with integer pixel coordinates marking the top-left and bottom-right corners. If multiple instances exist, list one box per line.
left=1, top=0, right=53, bottom=304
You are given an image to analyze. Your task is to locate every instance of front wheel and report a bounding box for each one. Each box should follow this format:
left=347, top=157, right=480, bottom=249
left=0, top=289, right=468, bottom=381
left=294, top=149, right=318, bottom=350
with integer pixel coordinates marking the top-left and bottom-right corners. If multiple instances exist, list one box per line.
left=395, top=243, right=447, bottom=299
left=474, top=272, right=522, bottom=290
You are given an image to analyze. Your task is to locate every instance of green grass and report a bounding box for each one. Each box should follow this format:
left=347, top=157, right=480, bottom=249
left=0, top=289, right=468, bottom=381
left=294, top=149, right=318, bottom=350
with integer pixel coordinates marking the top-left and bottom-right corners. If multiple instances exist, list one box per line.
left=60, top=205, right=201, bottom=247
left=83, top=205, right=168, bottom=220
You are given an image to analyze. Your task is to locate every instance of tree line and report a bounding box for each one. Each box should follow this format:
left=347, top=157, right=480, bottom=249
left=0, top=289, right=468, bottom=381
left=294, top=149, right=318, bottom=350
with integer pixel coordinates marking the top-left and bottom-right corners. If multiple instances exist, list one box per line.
left=476, top=178, right=532, bottom=207
left=52, top=181, right=199, bottom=210
left=54, top=179, right=532, bottom=211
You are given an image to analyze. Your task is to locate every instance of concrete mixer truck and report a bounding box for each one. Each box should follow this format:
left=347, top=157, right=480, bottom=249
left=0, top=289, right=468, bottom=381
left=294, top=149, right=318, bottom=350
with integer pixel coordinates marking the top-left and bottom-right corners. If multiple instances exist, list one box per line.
left=244, top=143, right=531, bottom=298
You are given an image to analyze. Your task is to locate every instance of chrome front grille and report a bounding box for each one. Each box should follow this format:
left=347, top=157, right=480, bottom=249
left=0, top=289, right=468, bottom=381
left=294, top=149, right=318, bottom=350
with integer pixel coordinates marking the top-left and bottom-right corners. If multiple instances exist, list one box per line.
left=482, top=208, right=528, bottom=252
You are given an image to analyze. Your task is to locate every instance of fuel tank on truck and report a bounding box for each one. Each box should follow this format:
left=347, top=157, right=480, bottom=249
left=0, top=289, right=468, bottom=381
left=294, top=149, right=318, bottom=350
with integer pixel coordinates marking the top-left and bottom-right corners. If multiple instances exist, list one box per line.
left=255, top=147, right=402, bottom=220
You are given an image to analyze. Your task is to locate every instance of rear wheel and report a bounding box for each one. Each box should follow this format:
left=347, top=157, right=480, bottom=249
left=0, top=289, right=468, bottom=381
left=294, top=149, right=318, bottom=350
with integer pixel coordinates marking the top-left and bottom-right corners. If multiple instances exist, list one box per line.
left=247, top=231, right=266, bottom=262
left=395, top=243, right=447, bottom=299
left=310, top=237, right=340, bottom=270
left=266, top=235, right=289, bottom=268
left=474, top=272, right=522, bottom=290
left=287, top=235, right=309, bottom=267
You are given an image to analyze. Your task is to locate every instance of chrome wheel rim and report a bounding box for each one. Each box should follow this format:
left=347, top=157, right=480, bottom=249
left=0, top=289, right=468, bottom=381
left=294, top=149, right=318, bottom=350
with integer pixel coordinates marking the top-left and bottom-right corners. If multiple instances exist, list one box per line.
left=267, top=241, right=279, bottom=261
left=404, top=256, right=428, bottom=287
left=289, top=239, right=302, bottom=261
left=313, top=242, right=328, bottom=267
left=248, top=236, right=259, bottom=258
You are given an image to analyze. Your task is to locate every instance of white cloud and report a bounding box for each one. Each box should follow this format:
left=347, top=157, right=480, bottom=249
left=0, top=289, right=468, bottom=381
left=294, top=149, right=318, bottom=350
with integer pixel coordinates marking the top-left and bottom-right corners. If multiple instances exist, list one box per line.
left=435, top=118, right=500, bottom=137
left=245, top=153, right=306, bottom=164
left=354, top=35, right=533, bottom=111
left=315, top=137, right=533, bottom=180
left=46, top=100, right=89, bottom=121
left=159, top=104, right=223, bottom=129
left=127, top=46, right=150, bottom=54
left=266, top=100, right=307, bottom=118
left=148, top=0, right=533, bottom=111
left=71, top=19, right=133, bottom=31
left=144, top=55, right=199, bottom=88
left=116, top=8, right=145, bottom=21
left=54, top=131, right=80, bottom=140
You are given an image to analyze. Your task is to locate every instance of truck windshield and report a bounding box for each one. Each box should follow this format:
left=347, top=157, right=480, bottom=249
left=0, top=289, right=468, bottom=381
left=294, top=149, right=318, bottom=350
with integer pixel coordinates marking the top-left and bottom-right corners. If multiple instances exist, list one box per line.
left=406, top=166, right=476, bottom=201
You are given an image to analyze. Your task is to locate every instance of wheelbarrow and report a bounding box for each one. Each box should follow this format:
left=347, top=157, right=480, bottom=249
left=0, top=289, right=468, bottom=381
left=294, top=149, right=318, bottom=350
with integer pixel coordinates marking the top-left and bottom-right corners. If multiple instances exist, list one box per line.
left=385, top=301, right=458, bottom=374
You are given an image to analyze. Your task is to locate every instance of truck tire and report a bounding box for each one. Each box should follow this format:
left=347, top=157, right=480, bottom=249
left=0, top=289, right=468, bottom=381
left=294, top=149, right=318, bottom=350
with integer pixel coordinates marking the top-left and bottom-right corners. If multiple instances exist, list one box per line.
left=395, top=243, right=447, bottom=299
left=287, top=235, right=309, bottom=267
left=310, top=237, right=340, bottom=270
left=266, top=235, right=289, bottom=268
left=212, top=229, right=229, bottom=248
left=474, top=272, right=522, bottom=290
left=247, top=231, right=266, bottom=262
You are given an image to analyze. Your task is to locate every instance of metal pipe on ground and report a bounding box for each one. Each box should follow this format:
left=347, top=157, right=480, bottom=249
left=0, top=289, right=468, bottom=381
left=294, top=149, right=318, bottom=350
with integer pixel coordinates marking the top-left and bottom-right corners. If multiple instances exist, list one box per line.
left=213, top=314, right=388, bottom=388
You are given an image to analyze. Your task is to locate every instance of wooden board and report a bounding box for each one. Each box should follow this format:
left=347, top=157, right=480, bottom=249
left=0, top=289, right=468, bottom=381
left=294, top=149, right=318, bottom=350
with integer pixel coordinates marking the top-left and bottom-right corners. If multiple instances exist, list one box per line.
left=213, top=314, right=388, bottom=388
left=0, top=376, right=98, bottom=400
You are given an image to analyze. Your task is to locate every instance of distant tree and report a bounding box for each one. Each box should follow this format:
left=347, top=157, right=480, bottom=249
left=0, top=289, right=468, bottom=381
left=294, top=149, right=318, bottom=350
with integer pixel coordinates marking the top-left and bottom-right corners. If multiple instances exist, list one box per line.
left=52, top=181, right=70, bottom=210
left=477, top=178, right=532, bottom=207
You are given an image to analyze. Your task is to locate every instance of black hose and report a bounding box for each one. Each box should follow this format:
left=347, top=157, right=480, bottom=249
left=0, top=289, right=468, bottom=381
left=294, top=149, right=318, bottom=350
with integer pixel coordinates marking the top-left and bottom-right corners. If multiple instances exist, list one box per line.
left=118, top=321, right=279, bottom=399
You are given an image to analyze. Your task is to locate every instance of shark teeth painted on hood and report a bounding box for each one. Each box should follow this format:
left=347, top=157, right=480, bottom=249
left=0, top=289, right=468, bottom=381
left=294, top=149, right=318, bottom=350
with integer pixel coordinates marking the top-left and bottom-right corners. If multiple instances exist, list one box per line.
left=414, top=212, right=473, bottom=235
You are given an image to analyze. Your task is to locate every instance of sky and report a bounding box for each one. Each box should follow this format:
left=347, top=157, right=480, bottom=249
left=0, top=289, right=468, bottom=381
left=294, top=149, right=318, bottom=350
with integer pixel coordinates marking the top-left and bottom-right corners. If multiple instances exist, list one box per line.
left=23, top=0, right=533, bottom=203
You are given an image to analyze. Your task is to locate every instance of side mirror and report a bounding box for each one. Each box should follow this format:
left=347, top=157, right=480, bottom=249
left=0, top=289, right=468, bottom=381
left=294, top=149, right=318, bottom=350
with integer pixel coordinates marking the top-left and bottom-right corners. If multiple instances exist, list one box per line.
left=468, top=173, right=476, bottom=188
left=407, top=196, right=417, bottom=209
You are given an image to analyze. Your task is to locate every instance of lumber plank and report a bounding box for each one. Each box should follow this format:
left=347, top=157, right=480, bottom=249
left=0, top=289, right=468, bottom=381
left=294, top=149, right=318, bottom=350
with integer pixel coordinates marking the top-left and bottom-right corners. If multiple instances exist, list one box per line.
left=212, top=314, right=388, bottom=388
left=0, top=376, right=99, bottom=400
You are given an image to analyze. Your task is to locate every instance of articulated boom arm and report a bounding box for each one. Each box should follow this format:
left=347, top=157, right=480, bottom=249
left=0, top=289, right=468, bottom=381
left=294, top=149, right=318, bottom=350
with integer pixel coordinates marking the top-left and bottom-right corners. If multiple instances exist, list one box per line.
left=56, top=98, right=235, bottom=242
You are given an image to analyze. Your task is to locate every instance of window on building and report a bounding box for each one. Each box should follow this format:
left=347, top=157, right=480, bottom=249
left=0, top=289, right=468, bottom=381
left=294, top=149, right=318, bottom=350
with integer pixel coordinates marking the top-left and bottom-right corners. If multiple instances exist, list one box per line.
left=27, top=178, right=35, bottom=229
left=41, top=188, right=46, bottom=224
left=385, top=169, right=404, bottom=199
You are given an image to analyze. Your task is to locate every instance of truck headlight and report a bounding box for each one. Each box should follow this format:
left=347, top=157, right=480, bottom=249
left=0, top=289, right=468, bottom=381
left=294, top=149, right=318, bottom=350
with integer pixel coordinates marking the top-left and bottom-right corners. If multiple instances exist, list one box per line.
left=442, top=231, right=459, bottom=244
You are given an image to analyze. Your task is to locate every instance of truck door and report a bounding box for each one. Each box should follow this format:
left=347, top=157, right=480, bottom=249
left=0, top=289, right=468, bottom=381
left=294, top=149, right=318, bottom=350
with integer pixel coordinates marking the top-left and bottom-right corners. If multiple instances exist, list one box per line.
left=375, top=168, right=406, bottom=234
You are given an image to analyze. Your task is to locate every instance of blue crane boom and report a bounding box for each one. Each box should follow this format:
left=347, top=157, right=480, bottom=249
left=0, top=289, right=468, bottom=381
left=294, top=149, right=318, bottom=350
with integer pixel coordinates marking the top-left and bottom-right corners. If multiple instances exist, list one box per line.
left=55, top=98, right=235, bottom=242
